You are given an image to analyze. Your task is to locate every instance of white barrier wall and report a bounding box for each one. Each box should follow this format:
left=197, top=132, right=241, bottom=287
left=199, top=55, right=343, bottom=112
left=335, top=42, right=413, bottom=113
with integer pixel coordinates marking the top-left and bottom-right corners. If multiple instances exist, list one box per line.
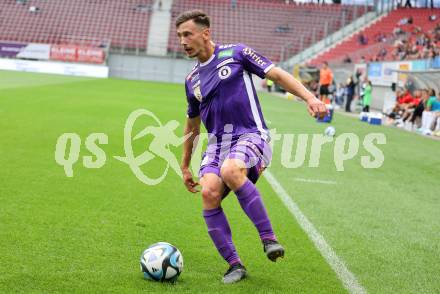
left=108, top=54, right=264, bottom=90
left=0, top=58, right=109, bottom=78
left=108, top=54, right=195, bottom=83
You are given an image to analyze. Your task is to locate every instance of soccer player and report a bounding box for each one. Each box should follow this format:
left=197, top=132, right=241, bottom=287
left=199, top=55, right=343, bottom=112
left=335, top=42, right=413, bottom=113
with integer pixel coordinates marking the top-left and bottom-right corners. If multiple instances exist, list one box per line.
left=176, top=10, right=327, bottom=284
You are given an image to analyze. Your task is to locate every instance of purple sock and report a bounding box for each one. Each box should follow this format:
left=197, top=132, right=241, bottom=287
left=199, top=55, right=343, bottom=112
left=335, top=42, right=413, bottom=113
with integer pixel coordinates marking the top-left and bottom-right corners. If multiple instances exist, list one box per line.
left=203, top=207, right=241, bottom=266
left=235, top=179, right=276, bottom=241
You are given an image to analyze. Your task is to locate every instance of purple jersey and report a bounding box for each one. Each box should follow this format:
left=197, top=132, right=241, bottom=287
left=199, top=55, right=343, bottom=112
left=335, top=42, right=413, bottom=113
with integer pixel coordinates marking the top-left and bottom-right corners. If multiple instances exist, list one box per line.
left=184, top=44, right=274, bottom=140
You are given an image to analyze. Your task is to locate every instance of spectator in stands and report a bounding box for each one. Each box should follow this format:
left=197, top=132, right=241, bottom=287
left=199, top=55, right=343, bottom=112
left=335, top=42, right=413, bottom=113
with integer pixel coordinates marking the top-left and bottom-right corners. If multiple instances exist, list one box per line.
left=319, top=61, right=333, bottom=103
left=362, top=80, right=372, bottom=112
left=375, top=32, right=387, bottom=43
left=345, top=75, right=356, bottom=112
left=404, top=0, right=412, bottom=8
left=398, top=17, right=409, bottom=26
left=393, top=26, right=405, bottom=36
left=343, top=55, right=352, bottom=63
left=358, top=33, right=368, bottom=45
left=389, top=13, right=440, bottom=62
left=378, top=47, right=388, bottom=59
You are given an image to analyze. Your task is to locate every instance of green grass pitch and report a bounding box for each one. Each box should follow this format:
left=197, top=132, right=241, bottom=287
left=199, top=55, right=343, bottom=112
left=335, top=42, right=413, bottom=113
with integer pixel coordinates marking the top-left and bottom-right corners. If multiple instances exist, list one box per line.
left=0, top=70, right=439, bottom=293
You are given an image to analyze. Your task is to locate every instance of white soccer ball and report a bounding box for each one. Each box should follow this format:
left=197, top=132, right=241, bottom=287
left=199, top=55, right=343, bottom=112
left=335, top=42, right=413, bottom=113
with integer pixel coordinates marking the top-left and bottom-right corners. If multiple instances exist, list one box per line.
left=140, top=242, right=183, bottom=282
left=324, top=126, right=336, bottom=137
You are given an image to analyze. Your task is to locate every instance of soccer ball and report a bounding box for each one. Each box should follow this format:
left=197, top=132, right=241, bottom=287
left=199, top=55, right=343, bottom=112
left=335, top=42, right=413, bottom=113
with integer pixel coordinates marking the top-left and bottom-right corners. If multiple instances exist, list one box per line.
left=140, top=242, right=183, bottom=282
left=324, top=126, right=336, bottom=137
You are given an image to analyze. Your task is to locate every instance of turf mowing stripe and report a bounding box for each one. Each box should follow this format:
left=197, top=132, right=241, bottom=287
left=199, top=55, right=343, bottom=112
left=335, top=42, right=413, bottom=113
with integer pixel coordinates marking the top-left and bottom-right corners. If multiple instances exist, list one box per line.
left=263, top=170, right=367, bottom=294
left=293, top=178, right=337, bottom=185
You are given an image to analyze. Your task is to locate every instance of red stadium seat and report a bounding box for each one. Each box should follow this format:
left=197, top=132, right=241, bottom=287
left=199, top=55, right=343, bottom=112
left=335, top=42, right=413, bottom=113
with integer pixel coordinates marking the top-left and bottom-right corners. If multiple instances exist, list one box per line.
left=0, top=0, right=153, bottom=49
left=168, top=0, right=369, bottom=62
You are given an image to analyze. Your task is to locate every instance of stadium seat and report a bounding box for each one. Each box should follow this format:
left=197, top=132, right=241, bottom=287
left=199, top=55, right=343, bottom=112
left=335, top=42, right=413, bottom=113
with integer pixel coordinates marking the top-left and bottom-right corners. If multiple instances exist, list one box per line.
left=0, top=0, right=153, bottom=49
left=311, top=8, right=439, bottom=65
left=168, top=0, right=369, bottom=62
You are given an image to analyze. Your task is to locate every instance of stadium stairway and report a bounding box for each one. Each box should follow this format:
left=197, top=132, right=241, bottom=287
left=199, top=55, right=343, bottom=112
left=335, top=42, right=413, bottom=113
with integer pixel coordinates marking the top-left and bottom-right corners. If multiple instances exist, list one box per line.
left=147, top=0, right=173, bottom=56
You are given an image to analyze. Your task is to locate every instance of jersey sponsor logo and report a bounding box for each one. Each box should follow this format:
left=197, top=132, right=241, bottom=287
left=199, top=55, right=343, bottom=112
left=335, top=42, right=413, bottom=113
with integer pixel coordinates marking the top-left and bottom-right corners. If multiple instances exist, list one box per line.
left=242, top=47, right=267, bottom=67
left=218, top=65, right=232, bottom=80
left=216, top=58, right=235, bottom=68
left=217, top=49, right=234, bottom=59
left=194, top=86, right=203, bottom=101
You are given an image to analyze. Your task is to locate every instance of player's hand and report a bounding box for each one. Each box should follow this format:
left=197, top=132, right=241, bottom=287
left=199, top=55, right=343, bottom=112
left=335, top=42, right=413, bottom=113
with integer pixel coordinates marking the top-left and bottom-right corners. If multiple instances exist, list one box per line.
left=182, top=167, right=199, bottom=193
left=307, top=97, right=328, bottom=119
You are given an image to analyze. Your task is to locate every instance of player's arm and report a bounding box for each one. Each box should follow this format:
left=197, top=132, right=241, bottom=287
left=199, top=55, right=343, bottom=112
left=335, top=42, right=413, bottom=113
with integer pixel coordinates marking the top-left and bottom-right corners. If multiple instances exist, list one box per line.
left=181, top=116, right=201, bottom=193
left=266, top=67, right=327, bottom=118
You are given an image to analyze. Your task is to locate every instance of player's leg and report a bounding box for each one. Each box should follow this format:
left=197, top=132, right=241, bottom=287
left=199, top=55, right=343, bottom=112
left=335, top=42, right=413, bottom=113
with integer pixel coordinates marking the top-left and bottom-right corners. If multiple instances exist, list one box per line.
left=220, top=158, right=276, bottom=241
left=200, top=172, right=246, bottom=283
left=220, top=156, right=284, bottom=262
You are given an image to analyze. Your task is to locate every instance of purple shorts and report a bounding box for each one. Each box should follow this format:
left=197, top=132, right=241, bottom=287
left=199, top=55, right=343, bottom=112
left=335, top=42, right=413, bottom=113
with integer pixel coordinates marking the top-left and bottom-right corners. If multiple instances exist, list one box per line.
left=199, top=133, right=272, bottom=197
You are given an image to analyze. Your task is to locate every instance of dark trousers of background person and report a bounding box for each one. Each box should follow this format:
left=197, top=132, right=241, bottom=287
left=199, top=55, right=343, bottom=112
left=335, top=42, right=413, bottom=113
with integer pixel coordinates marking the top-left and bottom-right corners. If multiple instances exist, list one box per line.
left=267, top=85, right=272, bottom=92
left=363, top=105, right=370, bottom=112
left=345, top=94, right=354, bottom=112
left=410, top=103, right=424, bottom=124
left=404, top=0, right=412, bottom=7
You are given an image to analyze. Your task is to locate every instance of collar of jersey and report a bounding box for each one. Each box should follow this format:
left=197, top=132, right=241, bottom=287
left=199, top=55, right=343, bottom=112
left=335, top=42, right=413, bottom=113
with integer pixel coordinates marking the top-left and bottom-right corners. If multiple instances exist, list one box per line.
left=199, top=45, right=219, bottom=67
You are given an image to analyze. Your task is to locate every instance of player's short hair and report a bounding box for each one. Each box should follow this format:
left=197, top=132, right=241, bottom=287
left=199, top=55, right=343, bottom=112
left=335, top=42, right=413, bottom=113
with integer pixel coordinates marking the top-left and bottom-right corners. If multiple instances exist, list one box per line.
left=175, top=10, right=210, bottom=28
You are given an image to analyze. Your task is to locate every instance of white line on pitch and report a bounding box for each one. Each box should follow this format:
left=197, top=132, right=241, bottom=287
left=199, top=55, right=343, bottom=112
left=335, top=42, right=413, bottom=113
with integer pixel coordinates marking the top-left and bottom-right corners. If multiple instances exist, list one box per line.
left=263, top=171, right=367, bottom=294
left=294, top=177, right=337, bottom=185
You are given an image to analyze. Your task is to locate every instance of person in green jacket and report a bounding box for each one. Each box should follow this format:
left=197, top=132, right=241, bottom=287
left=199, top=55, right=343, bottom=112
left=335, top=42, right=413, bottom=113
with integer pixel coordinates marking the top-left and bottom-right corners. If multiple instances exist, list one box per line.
left=266, top=78, right=274, bottom=92
left=363, top=80, right=372, bottom=112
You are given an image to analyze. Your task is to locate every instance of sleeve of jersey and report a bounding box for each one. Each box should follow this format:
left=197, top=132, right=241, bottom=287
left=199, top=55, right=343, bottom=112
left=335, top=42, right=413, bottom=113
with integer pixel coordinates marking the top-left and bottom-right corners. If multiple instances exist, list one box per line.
left=185, top=82, right=200, bottom=118
left=237, top=44, right=275, bottom=79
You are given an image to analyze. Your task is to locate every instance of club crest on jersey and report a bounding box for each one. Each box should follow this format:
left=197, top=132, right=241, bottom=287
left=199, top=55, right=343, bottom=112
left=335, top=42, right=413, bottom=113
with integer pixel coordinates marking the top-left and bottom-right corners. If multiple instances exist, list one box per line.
left=194, top=86, right=203, bottom=101
left=218, top=65, right=232, bottom=80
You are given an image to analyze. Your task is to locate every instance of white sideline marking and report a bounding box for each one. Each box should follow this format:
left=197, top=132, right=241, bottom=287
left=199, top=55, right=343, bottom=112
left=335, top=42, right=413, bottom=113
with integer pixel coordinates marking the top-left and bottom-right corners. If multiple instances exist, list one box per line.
left=263, top=171, right=367, bottom=294
left=294, top=177, right=337, bottom=185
